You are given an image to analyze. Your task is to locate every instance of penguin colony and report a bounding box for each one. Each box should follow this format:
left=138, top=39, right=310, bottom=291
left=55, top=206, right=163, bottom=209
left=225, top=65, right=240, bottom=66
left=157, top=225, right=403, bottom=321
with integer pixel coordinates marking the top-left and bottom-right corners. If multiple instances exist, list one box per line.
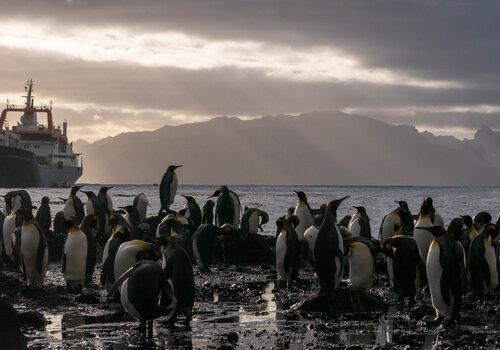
left=1, top=168, right=500, bottom=333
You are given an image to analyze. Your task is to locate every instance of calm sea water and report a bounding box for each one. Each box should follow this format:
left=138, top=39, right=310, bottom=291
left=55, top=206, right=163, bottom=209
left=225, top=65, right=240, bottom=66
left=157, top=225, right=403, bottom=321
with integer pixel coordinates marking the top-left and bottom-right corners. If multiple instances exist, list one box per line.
left=2, top=185, right=499, bottom=237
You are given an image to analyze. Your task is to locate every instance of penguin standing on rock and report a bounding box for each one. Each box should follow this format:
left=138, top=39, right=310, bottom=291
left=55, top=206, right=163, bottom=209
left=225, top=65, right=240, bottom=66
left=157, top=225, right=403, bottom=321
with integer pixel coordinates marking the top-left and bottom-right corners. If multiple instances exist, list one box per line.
left=314, top=196, right=349, bottom=293
left=79, top=214, right=98, bottom=285
left=276, top=215, right=301, bottom=285
left=62, top=217, right=88, bottom=293
left=293, top=191, right=314, bottom=241
left=424, top=226, right=463, bottom=324
left=348, top=206, right=371, bottom=240
left=82, top=191, right=97, bottom=216
left=159, top=165, right=182, bottom=214
left=414, top=197, right=442, bottom=267
left=19, top=208, right=48, bottom=287
left=469, top=223, right=499, bottom=299
left=210, top=186, right=241, bottom=227
left=62, top=185, right=85, bottom=225
left=202, top=200, right=215, bottom=225
left=447, top=218, right=468, bottom=289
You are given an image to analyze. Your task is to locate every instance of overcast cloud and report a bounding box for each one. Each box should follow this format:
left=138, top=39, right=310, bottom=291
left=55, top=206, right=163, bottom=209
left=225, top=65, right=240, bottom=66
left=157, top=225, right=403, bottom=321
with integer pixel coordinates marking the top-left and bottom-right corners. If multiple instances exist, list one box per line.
left=0, top=0, right=499, bottom=141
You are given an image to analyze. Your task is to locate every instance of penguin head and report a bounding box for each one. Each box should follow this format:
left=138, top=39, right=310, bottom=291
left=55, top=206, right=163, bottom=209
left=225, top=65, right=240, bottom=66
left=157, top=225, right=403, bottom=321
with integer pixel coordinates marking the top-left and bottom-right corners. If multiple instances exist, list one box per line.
left=419, top=197, right=434, bottom=216
left=460, top=215, right=473, bottom=228
left=167, top=165, right=182, bottom=173
left=483, top=223, right=499, bottom=240
left=182, top=195, right=197, bottom=204
left=287, top=215, right=300, bottom=229
left=208, top=189, right=221, bottom=198
left=285, top=207, right=295, bottom=218
left=70, top=185, right=84, bottom=196
left=473, top=211, right=492, bottom=226
left=82, top=191, right=96, bottom=199
left=204, top=200, right=215, bottom=209
left=338, top=215, right=352, bottom=228
left=326, top=196, right=350, bottom=216
left=293, top=190, right=308, bottom=204
left=99, top=186, right=113, bottom=194
left=276, top=216, right=285, bottom=233
left=40, top=196, right=50, bottom=205
left=258, top=209, right=270, bottom=226
left=395, top=201, right=409, bottom=211
left=447, top=217, right=465, bottom=240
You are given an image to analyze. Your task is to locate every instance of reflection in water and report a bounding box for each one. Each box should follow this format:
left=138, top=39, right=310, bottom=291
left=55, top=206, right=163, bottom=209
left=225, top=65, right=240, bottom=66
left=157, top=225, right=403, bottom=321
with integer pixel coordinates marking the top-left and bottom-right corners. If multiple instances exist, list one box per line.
left=239, top=282, right=276, bottom=323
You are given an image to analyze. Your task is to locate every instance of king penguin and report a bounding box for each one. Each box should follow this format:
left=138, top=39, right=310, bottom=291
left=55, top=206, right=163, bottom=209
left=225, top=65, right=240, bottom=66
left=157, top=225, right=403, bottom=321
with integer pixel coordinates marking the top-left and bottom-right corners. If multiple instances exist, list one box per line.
left=182, top=195, right=202, bottom=231
left=424, top=226, right=463, bottom=324
left=275, top=215, right=301, bottom=285
left=344, top=236, right=375, bottom=291
left=469, top=223, right=499, bottom=299
left=213, top=186, right=235, bottom=227
left=79, top=214, right=98, bottom=285
left=82, top=191, right=97, bottom=216
left=159, top=165, right=182, bottom=214
left=192, top=223, right=223, bottom=271
left=348, top=206, right=371, bottom=240
left=210, top=186, right=241, bottom=227
left=19, top=208, right=48, bottom=287
left=202, top=200, right=215, bottom=225
left=101, top=225, right=133, bottom=292
left=314, top=196, right=349, bottom=293
left=35, top=197, right=51, bottom=236
left=62, top=217, right=88, bottom=293
left=240, top=207, right=269, bottom=235
left=293, top=191, right=314, bottom=241
left=414, top=197, right=442, bottom=267
left=62, top=185, right=85, bottom=225
left=133, top=193, right=149, bottom=222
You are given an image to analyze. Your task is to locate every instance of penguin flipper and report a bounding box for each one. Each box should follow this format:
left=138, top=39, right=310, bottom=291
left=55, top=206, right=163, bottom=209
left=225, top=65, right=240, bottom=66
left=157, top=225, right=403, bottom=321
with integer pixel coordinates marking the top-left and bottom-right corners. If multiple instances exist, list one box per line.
left=439, top=247, right=454, bottom=307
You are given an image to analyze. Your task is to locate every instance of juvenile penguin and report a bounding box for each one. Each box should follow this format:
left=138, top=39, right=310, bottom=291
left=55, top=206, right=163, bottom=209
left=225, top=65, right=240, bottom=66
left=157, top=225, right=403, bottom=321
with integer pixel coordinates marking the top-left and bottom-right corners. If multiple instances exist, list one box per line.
left=469, top=223, right=499, bottom=299
left=293, top=191, right=314, bottom=241
left=202, top=200, right=215, bottom=224
left=192, top=224, right=223, bottom=271
left=35, top=197, right=51, bottom=235
left=425, top=226, right=463, bottom=324
left=133, top=193, right=149, bottom=222
left=159, top=165, right=182, bottom=213
left=19, top=208, right=48, bottom=287
left=344, top=236, right=375, bottom=291
left=62, top=217, right=88, bottom=292
left=348, top=206, right=371, bottom=240
left=62, top=185, right=85, bottom=225
left=113, top=240, right=160, bottom=292
left=382, top=235, right=426, bottom=306
left=182, top=195, right=202, bottom=231
left=276, top=215, right=301, bottom=285
left=314, top=196, right=349, bottom=293
left=240, top=207, right=269, bottom=235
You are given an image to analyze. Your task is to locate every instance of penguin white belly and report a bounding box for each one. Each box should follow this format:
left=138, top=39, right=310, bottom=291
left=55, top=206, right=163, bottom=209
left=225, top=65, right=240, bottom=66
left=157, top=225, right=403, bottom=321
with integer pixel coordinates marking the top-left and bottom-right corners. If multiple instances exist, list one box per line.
left=294, top=204, right=313, bottom=240
left=380, top=213, right=399, bottom=241
left=349, top=243, right=374, bottom=291
left=276, top=230, right=288, bottom=280
left=85, top=201, right=95, bottom=216
left=304, top=226, right=319, bottom=261
left=102, top=238, right=111, bottom=264
left=114, top=242, right=141, bottom=285
left=64, top=232, right=88, bottom=286
left=63, top=198, right=76, bottom=218
left=348, top=219, right=362, bottom=237
left=427, top=240, right=453, bottom=320
left=136, top=194, right=148, bottom=222
left=20, top=225, right=48, bottom=287
left=248, top=212, right=260, bottom=234
left=12, top=196, right=22, bottom=212
left=484, top=241, right=498, bottom=293
left=2, top=214, right=16, bottom=260
left=414, top=216, right=434, bottom=265
left=230, top=192, right=241, bottom=227
left=106, top=194, right=114, bottom=212
left=120, top=279, right=141, bottom=320
left=433, top=213, right=444, bottom=227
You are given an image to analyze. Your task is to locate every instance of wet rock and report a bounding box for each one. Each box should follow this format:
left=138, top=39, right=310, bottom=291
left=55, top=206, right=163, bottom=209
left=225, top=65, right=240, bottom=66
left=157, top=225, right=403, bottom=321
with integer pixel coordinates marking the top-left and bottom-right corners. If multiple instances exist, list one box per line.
left=17, top=311, right=47, bottom=329
left=217, top=345, right=235, bottom=350
left=75, top=293, right=100, bottom=304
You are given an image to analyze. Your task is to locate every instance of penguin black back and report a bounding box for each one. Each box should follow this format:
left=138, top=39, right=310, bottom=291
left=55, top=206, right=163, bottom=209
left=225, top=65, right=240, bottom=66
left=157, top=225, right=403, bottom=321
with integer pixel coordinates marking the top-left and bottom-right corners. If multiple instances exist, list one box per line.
left=202, top=200, right=215, bottom=225
left=35, top=197, right=51, bottom=235
left=215, top=186, right=234, bottom=227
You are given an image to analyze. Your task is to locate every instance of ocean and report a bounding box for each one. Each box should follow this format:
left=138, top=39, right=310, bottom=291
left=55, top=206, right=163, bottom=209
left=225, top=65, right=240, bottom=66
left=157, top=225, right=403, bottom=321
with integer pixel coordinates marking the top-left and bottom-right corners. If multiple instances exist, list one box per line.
left=3, top=184, right=499, bottom=235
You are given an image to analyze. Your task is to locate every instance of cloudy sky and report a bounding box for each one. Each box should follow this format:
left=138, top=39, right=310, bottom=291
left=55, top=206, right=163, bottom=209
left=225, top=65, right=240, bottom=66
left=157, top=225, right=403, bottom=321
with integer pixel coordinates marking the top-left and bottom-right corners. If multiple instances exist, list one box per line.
left=0, top=0, right=499, bottom=141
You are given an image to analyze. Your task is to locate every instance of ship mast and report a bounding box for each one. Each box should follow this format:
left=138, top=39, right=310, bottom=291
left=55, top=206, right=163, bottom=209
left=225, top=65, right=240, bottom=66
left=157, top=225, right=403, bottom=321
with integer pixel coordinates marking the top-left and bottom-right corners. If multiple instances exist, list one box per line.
left=23, top=79, right=34, bottom=109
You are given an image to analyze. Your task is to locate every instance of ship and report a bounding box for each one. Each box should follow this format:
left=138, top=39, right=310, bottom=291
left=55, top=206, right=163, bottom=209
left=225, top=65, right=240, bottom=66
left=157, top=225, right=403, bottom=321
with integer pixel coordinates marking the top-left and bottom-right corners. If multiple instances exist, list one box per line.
left=0, top=80, right=83, bottom=188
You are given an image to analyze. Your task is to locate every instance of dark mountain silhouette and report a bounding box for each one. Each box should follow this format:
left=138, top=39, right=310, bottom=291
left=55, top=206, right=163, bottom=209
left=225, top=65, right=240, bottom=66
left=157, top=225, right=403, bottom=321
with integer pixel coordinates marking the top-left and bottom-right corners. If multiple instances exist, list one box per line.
left=76, top=111, right=500, bottom=185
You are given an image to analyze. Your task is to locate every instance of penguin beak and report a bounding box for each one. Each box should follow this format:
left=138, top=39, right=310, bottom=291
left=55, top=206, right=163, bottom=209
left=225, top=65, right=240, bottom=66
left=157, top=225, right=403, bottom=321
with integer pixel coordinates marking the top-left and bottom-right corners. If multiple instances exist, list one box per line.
left=174, top=165, right=183, bottom=170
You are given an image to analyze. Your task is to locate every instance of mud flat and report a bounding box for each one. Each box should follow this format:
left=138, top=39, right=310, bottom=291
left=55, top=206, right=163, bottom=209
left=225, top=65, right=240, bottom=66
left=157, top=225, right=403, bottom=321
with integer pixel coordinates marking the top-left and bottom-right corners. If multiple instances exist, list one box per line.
left=1, top=263, right=500, bottom=349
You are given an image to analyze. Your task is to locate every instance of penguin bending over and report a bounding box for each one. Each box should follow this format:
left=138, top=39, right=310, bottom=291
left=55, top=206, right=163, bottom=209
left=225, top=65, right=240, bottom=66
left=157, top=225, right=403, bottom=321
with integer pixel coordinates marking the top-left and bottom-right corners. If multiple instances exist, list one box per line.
left=344, top=236, right=375, bottom=291
left=348, top=206, right=371, bottom=240
left=382, top=235, right=426, bottom=306
left=159, top=165, right=182, bottom=214
left=19, top=208, right=48, bottom=287
left=469, top=223, right=499, bottom=299
left=202, top=200, right=215, bottom=225
left=62, top=217, right=88, bottom=293
left=192, top=224, right=223, bottom=271
left=113, top=239, right=160, bottom=293
left=4, top=190, right=32, bottom=215
left=240, top=207, right=269, bottom=235
left=276, top=215, right=301, bottom=285
left=424, top=226, right=463, bottom=324
left=293, top=191, right=314, bottom=241
left=314, top=196, right=349, bottom=294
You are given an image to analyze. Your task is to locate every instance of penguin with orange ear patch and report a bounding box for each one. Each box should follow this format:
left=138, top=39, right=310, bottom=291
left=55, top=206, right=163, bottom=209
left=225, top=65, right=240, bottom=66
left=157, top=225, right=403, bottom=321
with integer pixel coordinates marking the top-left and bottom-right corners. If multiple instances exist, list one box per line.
left=62, top=216, right=88, bottom=293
